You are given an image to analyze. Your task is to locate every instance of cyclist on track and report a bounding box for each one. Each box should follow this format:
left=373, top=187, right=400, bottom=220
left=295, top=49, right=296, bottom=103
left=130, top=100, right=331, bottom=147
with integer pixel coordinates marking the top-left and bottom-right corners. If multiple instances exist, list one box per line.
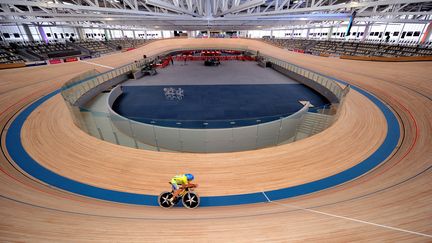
left=169, top=173, right=197, bottom=203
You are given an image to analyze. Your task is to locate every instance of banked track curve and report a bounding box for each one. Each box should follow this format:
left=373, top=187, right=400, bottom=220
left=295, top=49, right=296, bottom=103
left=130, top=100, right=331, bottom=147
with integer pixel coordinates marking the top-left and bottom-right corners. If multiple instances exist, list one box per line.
left=0, top=38, right=431, bottom=241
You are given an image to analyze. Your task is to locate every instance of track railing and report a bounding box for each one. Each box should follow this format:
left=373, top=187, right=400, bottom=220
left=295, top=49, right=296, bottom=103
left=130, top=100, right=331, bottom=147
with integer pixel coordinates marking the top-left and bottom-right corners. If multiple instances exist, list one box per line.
left=60, top=46, right=350, bottom=152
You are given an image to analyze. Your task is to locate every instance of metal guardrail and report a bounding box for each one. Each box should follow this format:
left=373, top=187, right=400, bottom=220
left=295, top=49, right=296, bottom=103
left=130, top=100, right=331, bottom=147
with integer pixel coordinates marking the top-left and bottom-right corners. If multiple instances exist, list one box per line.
left=259, top=54, right=350, bottom=102
left=59, top=45, right=351, bottom=152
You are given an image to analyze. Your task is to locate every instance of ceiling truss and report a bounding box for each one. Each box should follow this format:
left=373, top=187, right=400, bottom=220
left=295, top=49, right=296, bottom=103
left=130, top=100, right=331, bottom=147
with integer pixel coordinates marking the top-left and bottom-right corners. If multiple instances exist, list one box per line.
left=0, top=0, right=431, bottom=30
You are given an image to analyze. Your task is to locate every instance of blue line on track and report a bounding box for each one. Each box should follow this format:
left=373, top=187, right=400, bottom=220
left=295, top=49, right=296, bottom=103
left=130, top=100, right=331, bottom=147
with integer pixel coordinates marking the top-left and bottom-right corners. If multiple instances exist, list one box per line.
left=5, top=77, right=400, bottom=207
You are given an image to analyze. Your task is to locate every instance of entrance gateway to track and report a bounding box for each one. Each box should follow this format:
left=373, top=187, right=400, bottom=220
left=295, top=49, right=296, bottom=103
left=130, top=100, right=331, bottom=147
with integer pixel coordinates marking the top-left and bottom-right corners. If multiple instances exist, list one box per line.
left=60, top=48, right=350, bottom=153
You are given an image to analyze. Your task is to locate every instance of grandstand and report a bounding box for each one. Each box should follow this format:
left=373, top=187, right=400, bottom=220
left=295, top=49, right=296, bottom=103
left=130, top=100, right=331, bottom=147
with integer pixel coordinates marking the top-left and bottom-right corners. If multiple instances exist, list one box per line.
left=74, top=40, right=115, bottom=55
left=108, top=38, right=150, bottom=50
left=0, top=0, right=432, bottom=242
left=0, top=45, right=25, bottom=63
left=263, top=38, right=432, bottom=57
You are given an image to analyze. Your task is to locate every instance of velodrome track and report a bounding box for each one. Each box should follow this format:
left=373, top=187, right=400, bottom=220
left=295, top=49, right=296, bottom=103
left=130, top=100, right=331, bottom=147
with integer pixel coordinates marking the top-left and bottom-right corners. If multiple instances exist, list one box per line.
left=0, top=38, right=431, bottom=241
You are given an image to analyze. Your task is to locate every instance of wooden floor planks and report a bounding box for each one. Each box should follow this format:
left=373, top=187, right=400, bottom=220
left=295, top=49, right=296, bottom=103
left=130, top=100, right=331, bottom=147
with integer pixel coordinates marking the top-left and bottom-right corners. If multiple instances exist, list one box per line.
left=0, top=38, right=431, bottom=241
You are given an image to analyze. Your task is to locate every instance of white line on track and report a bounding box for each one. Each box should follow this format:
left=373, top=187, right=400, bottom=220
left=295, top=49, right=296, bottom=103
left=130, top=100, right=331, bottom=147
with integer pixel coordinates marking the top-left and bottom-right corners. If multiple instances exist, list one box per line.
left=261, top=192, right=432, bottom=239
left=80, top=60, right=114, bottom=69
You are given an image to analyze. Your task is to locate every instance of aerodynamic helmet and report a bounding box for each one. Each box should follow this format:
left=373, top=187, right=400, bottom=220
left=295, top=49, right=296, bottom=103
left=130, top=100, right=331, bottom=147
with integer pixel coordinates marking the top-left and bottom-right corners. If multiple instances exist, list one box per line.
left=185, top=173, right=194, bottom=181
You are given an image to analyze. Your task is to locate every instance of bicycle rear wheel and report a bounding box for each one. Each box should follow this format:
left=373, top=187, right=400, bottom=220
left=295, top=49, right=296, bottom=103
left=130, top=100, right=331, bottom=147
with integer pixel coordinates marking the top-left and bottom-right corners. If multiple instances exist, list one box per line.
left=158, top=192, right=174, bottom=208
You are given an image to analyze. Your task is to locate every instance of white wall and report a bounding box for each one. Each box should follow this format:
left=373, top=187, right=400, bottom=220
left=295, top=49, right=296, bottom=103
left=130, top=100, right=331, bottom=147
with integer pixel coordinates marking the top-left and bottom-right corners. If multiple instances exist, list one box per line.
left=248, top=30, right=271, bottom=38
left=82, top=28, right=105, bottom=40
left=123, top=30, right=134, bottom=38
left=0, top=25, right=26, bottom=42
left=134, top=30, right=146, bottom=39
left=270, top=22, right=429, bottom=44
left=40, top=26, right=79, bottom=41
left=162, top=31, right=173, bottom=38
left=146, top=30, right=161, bottom=39
left=272, top=30, right=290, bottom=38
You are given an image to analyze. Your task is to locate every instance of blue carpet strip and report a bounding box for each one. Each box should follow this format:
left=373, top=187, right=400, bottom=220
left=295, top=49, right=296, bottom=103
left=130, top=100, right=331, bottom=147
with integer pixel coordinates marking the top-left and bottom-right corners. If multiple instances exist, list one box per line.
left=5, top=74, right=400, bottom=207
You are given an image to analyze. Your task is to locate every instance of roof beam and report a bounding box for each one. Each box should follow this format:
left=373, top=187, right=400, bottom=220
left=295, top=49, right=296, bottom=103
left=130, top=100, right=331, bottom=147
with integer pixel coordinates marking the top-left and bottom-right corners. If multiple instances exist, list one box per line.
left=0, top=0, right=188, bottom=17
left=227, top=0, right=432, bottom=17
left=216, top=0, right=265, bottom=16
left=145, top=0, right=199, bottom=16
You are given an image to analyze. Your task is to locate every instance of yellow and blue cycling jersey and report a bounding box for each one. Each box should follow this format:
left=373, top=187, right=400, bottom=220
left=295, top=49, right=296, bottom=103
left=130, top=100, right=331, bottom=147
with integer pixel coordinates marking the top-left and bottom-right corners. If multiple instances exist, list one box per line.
left=170, top=174, right=188, bottom=190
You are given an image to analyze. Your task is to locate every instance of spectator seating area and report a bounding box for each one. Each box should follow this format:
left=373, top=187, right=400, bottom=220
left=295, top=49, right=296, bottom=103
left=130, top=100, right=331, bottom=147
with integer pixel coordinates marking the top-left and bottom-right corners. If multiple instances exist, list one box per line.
left=75, top=40, right=115, bottom=55
left=1, top=41, right=83, bottom=61
left=0, top=45, right=25, bottom=64
left=0, top=39, right=153, bottom=64
left=262, top=38, right=432, bottom=57
left=108, top=39, right=149, bottom=50
left=263, top=38, right=316, bottom=52
left=2, top=37, right=430, bottom=65
left=16, top=41, right=82, bottom=59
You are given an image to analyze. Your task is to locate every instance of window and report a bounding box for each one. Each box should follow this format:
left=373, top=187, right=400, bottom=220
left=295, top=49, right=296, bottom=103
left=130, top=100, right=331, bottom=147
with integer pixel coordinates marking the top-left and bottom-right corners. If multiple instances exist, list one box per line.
left=60, top=33, right=64, bottom=38
left=401, top=32, right=406, bottom=38
left=385, top=32, right=390, bottom=36
left=374, top=32, right=379, bottom=36
left=3, top=33, right=10, bottom=38
left=47, top=33, right=51, bottom=37
left=370, top=32, right=374, bottom=36
left=413, top=31, right=420, bottom=37
left=353, top=32, right=356, bottom=36
left=54, top=33, right=58, bottom=39
left=71, top=33, right=75, bottom=37
left=407, top=32, right=413, bottom=37
left=65, top=33, right=69, bottom=37
left=13, top=33, right=20, bottom=38
left=360, top=32, right=364, bottom=36
left=393, top=32, right=399, bottom=36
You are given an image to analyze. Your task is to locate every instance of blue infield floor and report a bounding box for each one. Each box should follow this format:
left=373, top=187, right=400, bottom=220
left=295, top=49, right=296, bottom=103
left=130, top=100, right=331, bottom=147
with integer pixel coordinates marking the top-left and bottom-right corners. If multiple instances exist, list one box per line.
left=112, top=84, right=330, bottom=128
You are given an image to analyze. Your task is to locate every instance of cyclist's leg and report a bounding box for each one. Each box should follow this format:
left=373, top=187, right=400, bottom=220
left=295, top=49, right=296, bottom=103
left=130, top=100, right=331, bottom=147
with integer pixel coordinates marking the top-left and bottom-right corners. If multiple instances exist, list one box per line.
left=170, top=182, right=180, bottom=202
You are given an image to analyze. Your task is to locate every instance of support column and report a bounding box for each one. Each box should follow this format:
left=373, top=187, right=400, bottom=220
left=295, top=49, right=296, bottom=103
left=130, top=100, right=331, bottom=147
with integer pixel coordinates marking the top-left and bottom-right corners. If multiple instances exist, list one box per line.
left=104, top=29, right=111, bottom=40
left=327, top=26, right=333, bottom=40
left=22, top=24, right=34, bottom=42
left=361, top=24, right=371, bottom=42
left=396, top=23, right=405, bottom=44
left=382, top=23, right=389, bottom=42
left=38, top=26, right=49, bottom=43
left=420, top=22, right=432, bottom=44
left=77, top=27, right=86, bottom=40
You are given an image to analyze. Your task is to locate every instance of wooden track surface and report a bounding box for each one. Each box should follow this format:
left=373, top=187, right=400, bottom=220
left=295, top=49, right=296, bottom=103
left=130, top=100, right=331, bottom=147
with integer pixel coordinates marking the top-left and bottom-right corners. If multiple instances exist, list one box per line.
left=1, top=38, right=431, bottom=241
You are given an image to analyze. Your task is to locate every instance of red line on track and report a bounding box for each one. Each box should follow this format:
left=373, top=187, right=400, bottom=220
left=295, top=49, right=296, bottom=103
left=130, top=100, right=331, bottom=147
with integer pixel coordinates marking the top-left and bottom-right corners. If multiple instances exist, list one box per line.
left=300, top=92, right=420, bottom=199
left=367, top=93, right=419, bottom=176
